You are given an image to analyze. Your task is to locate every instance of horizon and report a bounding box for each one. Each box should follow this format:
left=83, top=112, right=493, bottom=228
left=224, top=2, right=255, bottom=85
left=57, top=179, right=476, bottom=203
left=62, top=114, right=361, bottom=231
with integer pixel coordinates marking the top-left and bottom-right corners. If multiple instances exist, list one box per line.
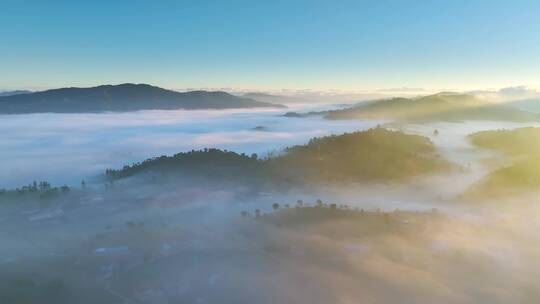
left=2, top=82, right=540, bottom=99
left=2, top=2, right=540, bottom=303
left=2, top=1, right=539, bottom=92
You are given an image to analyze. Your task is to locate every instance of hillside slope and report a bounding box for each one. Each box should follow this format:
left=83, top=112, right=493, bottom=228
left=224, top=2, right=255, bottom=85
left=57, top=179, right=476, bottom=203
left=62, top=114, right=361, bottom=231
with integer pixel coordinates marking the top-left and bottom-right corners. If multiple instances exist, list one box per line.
left=466, top=127, right=540, bottom=198
left=106, top=128, right=452, bottom=186
left=325, top=93, right=540, bottom=122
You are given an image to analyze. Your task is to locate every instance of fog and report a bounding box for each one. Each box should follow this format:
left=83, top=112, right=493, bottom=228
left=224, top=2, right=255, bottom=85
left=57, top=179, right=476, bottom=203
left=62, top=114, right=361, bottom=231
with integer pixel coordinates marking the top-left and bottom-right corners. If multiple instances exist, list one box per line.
left=0, top=103, right=378, bottom=188
left=2, top=180, right=539, bottom=303
left=1, top=106, right=540, bottom=303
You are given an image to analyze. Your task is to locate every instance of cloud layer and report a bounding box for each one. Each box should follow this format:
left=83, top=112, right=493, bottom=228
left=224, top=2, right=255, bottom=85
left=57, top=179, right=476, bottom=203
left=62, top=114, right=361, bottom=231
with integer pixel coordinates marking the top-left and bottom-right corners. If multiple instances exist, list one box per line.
left=0, top=106, right=381, bottom=188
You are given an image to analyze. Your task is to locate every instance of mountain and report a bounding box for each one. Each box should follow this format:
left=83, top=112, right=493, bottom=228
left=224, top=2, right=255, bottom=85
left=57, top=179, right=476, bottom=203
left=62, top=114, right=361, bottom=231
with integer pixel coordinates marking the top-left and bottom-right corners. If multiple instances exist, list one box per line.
left=325, top=93, right=540, bottom=122
left=0, top=90, right=32, bottom=97
left=242, top=92, right=309, bottom=104
left=507, top=98, right=540, bottom=113
left=0, top=83, right=285, bottom=114
left=242, top=92, right=347, bottom=104
left=242, top=92, right=280, bottom=99
left=106, top=127, right=452, bottom=185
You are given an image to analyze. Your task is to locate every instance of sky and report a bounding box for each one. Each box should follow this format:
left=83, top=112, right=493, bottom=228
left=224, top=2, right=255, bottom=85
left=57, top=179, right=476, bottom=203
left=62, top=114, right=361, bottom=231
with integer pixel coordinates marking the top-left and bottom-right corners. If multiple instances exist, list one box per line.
left=1, top=0, right=540, bottom=92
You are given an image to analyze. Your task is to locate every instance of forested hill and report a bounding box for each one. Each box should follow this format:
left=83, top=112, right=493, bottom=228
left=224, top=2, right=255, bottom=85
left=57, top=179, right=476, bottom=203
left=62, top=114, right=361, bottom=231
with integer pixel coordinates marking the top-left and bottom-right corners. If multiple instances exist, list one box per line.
left=106, top=149, right=263, bottom=184
left=469, top=127, right=540, bottom=157
left=0, top=83, right=285, bottom=114
left=106, top=128, right=452, bottom=185
left=465, top=127, right=540, bottom=198
left=324, top=93, right=540, bottom=122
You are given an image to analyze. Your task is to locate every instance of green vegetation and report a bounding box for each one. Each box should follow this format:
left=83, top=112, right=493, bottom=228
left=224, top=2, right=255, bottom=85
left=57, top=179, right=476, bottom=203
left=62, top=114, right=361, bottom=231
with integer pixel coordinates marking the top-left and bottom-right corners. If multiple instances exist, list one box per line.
left=325, top=93, right=540, bottom=122
left=0, top=276, right=68, bottom=304
left=237, top=201, right=448, bottom=271
left=106, top=128, right=451, bottom=185
left=469, top=127, right=540, bottom=156
left=269, top=127, right=450, bottom=183
left=467, top=127, right=540, bottom=197
left=0, top=181, right=70, bottom=202
left=467, top=157, right=540, bottom=198
left=105, top=148, right=262, bottom=183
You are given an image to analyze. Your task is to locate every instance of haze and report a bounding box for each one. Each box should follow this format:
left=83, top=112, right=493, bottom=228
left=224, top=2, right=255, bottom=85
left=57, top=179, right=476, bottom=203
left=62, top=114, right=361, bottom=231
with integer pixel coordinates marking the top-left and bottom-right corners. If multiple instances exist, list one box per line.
left=1, top=1, right=540, bottom=304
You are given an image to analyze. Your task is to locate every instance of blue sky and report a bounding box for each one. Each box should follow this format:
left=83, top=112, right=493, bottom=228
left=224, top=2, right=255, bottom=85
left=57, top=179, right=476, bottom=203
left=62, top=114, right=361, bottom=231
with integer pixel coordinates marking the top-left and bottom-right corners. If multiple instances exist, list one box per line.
left=1, top=0, right=539, bottom=91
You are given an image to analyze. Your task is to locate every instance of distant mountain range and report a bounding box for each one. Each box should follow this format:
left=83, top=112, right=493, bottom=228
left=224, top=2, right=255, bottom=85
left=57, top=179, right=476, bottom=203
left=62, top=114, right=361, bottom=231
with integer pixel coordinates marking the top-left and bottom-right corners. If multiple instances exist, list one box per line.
left=0, top=84, right=285, bottom=114
left=242, top=92, right=309, bottom=104
left=0, top=90, right=32, bottom=97
left=507, top=98, right=540, bottom=113
left=324, top=93, right=540, bottom=122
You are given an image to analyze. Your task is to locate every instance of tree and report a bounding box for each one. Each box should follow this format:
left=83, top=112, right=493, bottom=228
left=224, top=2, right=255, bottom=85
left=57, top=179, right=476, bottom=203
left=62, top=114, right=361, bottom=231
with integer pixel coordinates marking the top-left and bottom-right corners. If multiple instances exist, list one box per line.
left=39, top=181, right=51, bottom=192
left=81, top=180, right=86, bottom=189
left=255, top=209, right=261, bottom=218
left=315, top=199, right=323, bottom=208
left=241, top=210, right=249, bottom=218
left=272, top=203, right=280, bottom=211
left=296, top=199, right=304, bottom=207
left=330, top=203, right=337, bottom=210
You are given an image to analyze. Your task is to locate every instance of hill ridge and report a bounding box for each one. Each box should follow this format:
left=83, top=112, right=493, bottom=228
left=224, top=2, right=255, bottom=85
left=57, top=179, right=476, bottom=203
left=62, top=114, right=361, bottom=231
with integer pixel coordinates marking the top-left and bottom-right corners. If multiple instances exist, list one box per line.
left=0, top=83, right=285, bottom=114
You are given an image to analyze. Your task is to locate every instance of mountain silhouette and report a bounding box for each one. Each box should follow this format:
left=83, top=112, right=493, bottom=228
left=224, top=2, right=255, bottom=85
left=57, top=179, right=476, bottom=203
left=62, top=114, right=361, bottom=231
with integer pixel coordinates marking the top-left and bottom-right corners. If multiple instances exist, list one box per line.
left=0, top=83, right=285, bottom=114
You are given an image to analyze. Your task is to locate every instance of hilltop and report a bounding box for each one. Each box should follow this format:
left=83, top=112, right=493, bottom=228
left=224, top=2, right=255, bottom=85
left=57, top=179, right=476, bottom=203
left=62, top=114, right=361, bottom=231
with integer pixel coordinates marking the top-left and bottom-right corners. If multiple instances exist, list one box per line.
left=106, top=127, right=452, bottom=186
left=466, top=127, right=540, bottom=198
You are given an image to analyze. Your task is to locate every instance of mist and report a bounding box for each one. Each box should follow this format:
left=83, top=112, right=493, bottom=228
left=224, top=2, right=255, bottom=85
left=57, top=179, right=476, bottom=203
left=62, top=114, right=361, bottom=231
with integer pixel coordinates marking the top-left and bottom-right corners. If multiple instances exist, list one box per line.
left=3, top=0, right=540, bottom=301
left=2, top=101, right=540, bottom=303
left=2, top=167, right=539, bottom=303
left=0, top=104, right=379, bottom=188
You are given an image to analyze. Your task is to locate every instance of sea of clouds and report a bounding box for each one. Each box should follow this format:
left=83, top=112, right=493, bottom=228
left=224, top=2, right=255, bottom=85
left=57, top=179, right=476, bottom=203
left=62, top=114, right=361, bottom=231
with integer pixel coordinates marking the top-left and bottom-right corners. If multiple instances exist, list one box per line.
left=0, top=104, right=381, bottom=188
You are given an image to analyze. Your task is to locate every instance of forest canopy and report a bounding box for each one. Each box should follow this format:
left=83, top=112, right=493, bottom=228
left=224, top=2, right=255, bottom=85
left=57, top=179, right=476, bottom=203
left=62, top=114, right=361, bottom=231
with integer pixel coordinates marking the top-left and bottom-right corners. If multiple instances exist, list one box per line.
left=466, top=127, right=540, bottom=198
left=106, top=128, right=452, bottom=186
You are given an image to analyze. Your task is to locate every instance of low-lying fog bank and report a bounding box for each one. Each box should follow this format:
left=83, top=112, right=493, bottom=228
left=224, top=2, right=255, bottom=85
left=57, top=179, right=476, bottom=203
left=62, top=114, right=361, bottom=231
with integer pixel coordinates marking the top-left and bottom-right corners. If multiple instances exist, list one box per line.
left=391, top=121, right=540, bottom=198
left=1, top=184, right=539, bottom=303
left=2, top=111, right=540, bottom=303
left=0, top=105, right=380, bottom=188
